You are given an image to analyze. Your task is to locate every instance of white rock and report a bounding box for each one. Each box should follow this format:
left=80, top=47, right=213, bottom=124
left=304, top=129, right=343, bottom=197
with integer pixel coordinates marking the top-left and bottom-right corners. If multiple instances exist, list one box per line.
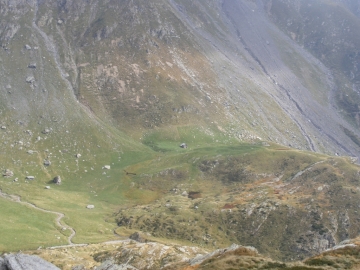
left=86, top=205, right=95, bottom=209
left=103, top=165, right=111, bottom=170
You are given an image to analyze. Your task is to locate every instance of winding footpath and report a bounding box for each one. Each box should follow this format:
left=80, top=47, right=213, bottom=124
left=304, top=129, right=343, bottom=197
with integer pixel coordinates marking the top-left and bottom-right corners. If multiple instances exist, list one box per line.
left=0, top=189, right=76, bottom=246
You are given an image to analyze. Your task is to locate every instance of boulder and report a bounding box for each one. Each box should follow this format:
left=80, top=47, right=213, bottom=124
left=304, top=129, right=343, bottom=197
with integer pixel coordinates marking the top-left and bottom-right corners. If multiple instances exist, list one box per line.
left=25, top=176, right=35, bottom=180
left=179, top=143, right=187, bottom=149
left=53, top=176, right=61, bottom=185
left=43, top=160, right=51, bottom=166
left=75, top=153, right=81, bottom=158
left=4, top=253, right=60, bottom=270
left=86, top=205, right=95, bottom=209
left=24, top=44, right=31, bottom=50
left=103, top=165, right=111, bottom=170
left=3, top=169, right=14, bottom=177
left=28, top=63, right=36, bottom=69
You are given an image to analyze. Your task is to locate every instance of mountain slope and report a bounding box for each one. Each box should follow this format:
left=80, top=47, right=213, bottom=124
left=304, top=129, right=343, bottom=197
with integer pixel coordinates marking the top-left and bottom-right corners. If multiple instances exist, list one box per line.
left=1, top=0, right=360, bottom=263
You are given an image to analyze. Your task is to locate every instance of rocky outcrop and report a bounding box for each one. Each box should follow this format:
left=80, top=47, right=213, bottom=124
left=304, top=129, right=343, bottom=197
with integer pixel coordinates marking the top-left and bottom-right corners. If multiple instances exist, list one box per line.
left=93, top=240, right=205, bottom=270
left=2, top=253, right=60, bottom=270
left=96, top=259, right=138, bottom=270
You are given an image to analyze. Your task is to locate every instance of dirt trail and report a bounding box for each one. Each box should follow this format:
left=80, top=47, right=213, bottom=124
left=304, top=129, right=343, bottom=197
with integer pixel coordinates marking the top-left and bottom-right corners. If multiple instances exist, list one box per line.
left=0, top=190, right=76, bottom=245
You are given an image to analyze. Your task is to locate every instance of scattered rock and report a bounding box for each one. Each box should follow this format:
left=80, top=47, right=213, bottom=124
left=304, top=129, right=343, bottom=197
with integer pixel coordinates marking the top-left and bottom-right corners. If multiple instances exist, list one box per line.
left=181, top=191, right=188, bottom=197
left=1, top=126, right=6, bottom=130
left=27, top=150, right=35, bottom=154
left=45, top=186, right=50, bottom=189
left=179, top=143, right=187, bottom=149
left=86, top=205, right=95, bottom=209
left=25, top=76, right=35, bottom=83
left=103, top=165, right=111, bottom=170
left=25, top=176, right=35, bottom=180
left=3, top=169, right=14, bottom=177
left=4, top=253, right=60, bottom=270
left=75, top=153, right=81, bottom=158
left=5, top=84, right=11, bottom=89
left=43, top=160, right=51, bottom=166
left=53, top=176, right=61, bottom=185
left=24, top=44, right=31, bottom=50
left=28, top=63, right=37, bottom=69
left=42, top=128, right=51, bottom=134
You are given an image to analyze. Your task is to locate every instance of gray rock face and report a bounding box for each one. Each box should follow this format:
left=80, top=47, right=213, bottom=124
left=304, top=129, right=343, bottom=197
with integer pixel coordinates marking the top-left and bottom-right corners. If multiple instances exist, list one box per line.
left=0, top=257, right=6, bottom=270
left=4, top=253, right=60, bottom=270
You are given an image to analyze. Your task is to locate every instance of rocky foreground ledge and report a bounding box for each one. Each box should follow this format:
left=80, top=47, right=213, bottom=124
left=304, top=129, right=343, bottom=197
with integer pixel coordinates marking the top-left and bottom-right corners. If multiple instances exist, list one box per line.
left=4, top=236, right=360, bottom=269
left=0, top=253, right=60, bottom=270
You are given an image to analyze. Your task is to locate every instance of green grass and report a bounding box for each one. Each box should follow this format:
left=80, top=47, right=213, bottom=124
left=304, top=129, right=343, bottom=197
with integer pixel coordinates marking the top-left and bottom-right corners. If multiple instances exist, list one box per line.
left=0, top=197, right=65, bottom=251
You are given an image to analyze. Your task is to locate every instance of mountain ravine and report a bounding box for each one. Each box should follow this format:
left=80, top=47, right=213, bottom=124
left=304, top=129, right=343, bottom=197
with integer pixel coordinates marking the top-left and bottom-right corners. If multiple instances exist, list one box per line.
left=1, top=0, right=360, bottom=268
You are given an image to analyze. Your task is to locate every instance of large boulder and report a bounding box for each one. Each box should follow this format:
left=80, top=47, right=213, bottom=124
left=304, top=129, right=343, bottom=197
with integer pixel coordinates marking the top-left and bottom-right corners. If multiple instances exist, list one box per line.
left=53, top=176, right=61, bottom=185
left=4, top=253, right=60, bottom=270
